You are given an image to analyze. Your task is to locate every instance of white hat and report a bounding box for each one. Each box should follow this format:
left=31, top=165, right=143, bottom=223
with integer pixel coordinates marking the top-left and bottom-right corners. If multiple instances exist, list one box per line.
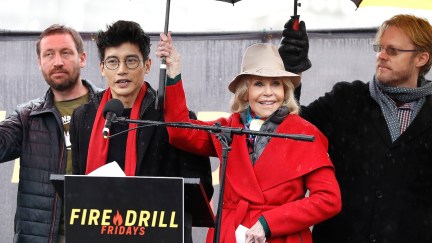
left=228, top=43, right=300, bottom=93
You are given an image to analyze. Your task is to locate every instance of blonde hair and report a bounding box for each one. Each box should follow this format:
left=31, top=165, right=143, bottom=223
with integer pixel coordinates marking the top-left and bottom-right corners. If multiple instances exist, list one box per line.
left=230, top=75, right=299, bottom=114
left=376, top=14, right=432, bottom=76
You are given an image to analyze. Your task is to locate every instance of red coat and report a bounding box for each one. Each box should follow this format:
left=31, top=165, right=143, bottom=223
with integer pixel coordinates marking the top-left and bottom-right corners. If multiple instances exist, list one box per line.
left=165, top=81, right=341, bottom=243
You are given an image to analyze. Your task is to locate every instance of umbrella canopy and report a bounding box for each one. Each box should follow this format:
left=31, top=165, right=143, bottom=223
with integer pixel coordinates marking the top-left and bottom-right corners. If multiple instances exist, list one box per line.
left=216, top=0, right=242, bottom=4
left=352, top=0, right=432, bottom=9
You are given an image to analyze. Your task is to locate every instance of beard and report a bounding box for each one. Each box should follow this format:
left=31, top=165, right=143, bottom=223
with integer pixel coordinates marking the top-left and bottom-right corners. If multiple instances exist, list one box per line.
left=376, top=66, right=412, bottom=87
left=43, top=67, right=80, bottom=92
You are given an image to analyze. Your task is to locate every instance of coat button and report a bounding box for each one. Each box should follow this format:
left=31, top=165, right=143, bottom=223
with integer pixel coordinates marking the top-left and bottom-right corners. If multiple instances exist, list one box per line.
left=376, top=190, right=383, bottom=199
left=385, top=151, right=392, bottom=157
left=369, top=234, right=377, bottom=242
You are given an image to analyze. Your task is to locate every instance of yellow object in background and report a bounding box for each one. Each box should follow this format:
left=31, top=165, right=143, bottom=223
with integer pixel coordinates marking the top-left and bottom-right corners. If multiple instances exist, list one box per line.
left=12, top=159, right=20, bottom=183
left=197, top=111, right=230, bottom=122
left=359, top=0, right=432, bottom=9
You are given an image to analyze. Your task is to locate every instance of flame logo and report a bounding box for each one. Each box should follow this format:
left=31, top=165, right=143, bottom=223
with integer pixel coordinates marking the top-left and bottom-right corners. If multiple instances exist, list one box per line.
left=113, top=210, right=123, bottom=226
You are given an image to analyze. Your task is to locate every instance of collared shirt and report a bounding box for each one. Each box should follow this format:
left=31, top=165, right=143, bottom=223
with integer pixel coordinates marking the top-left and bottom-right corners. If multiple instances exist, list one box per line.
left=396, top=102, right=414, bottom=133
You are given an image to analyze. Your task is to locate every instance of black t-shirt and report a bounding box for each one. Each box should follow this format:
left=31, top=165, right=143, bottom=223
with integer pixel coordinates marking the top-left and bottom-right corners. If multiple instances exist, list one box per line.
left=107, top=108, right=131, bottom=170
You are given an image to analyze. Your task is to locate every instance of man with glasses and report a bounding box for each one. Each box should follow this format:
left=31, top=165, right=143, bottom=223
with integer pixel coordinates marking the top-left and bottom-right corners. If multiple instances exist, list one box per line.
left=278, top=14, right=432, bottom=242
left=69, top=20, right=213, bottom=243
left=0, top=24, right=100, bottom=243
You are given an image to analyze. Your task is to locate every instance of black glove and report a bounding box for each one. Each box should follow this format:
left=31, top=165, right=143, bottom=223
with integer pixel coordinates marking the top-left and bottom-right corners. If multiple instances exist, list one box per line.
left=278, top=18, right=311, bottom=73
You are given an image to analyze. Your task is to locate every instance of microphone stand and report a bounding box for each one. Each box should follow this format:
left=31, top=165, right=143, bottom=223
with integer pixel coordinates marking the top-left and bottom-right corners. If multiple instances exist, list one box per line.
left=211, top=123, right=232, bottom=243
left=113, top=117, right=314, bottom=243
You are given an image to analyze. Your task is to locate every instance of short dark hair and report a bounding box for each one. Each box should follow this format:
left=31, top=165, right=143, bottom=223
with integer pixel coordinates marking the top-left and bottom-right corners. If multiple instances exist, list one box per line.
left=36, top=24, right=84, bottom=57
left=96, top=20, right=151, bottom=62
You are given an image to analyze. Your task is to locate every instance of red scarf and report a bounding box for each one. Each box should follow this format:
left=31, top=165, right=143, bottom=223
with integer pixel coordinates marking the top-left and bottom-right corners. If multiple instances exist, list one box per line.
left=85, top=84, right=147, bottom=176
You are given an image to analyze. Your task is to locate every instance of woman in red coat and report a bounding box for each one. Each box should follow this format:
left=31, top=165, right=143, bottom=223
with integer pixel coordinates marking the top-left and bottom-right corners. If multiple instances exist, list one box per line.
left=157, top=33, right=341, bottom=243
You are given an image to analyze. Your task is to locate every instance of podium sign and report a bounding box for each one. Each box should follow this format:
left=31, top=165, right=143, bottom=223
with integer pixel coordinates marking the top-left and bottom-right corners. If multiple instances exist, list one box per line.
left=64, top=175, right=184, bottom=243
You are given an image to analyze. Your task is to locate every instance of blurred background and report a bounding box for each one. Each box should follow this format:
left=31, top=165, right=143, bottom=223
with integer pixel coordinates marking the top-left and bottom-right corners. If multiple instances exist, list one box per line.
left=1, top=0, right=432, bottom=242
left=1, top=0, right=431, bottom=32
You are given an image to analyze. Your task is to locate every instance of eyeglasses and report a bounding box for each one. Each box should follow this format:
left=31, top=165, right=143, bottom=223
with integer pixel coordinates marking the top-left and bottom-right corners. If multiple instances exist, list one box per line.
left=102, top=57, right=143, bottom=70
left=373, top=44, right=418, bottom=56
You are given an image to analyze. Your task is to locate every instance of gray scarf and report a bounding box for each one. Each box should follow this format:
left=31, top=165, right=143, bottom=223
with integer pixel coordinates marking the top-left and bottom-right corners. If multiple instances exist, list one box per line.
left=369, top=76, right=432, bottom=141
left=240, top=106, right=289, bottom=164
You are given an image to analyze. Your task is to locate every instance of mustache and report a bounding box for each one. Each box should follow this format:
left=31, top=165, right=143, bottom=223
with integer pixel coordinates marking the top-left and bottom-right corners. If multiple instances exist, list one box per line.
left=377, top=61, right=391, bottom=69
left=49, top=67, right=68, bottom=75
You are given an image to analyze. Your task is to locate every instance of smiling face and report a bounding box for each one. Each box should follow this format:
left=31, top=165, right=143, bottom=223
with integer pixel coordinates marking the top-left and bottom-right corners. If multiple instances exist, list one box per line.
left=38, top=33, right=86, bottom=92
left=247, top=76, right=285, bottom=118
left=100, top=42, right=151, bottom=107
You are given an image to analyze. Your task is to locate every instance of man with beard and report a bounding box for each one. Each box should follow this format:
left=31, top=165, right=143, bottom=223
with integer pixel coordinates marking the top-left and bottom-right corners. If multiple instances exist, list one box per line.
left=278, top=14, right=432, bottom=242
left=0, top=24, right=100, bottom=243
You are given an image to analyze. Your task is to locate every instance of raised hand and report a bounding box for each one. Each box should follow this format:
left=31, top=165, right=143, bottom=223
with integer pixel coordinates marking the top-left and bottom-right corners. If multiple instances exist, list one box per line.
left=156, top=32, right=181, bottom=78
left=278, top=18, right=311, bottom=73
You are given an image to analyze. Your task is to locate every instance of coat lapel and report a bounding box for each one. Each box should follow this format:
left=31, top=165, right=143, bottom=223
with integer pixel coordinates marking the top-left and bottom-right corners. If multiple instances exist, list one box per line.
left=135, top=88, right=161, bottom=174
left=221, top=114, right=265, bottom=203
left=368, top=95, right=393, bottom=146
left=393, top=95, right=432, bottom=146
left=254, top=115, right=333, bottom=191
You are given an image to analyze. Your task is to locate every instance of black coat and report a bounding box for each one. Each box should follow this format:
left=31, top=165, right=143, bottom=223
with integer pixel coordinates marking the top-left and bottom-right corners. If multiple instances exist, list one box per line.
left=0, top=80, right=100, bottom=243
left=70, top=83, right=213, bottom=243
left=302, top=81, right=432, bottom=243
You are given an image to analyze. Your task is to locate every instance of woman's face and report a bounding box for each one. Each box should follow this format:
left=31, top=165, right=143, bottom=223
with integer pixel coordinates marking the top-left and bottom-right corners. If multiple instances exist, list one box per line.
left=247, top=76, right=285, bottom=118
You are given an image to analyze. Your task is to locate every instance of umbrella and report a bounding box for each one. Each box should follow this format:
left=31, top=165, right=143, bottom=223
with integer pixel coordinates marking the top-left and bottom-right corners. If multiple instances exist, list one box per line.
left=155, top=0, right=171, bottom=111
left=217, top=0, right=302, bottom=30
left=215, top=0, right=242, bottom=5
left=352, top=0, right=432, bottom=9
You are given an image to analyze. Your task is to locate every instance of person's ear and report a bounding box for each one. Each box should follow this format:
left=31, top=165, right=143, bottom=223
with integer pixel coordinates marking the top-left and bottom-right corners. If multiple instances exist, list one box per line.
left=79, top=52, right=87, bottom=68
left=144, top=59, right=152, bottom=74
left=416, top=51, right=430, bottom=68
left=99, top=62, right=106, bottom=77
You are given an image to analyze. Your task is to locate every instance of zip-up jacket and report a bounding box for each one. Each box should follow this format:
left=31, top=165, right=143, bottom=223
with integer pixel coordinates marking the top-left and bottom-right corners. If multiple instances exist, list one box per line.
left=0, top=80, right=100, bottom=243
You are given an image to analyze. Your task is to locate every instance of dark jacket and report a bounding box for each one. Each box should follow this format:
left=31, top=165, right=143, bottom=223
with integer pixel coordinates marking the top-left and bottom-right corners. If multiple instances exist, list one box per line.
left=302, top=81, right=432, bottom=243
left=0, top=80, right=100, bottom=243
left=69, top=82, right=213, bottom=243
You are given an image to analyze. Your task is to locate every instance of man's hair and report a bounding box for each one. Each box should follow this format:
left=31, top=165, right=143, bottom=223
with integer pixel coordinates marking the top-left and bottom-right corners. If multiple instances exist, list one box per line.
left=230, top=76, right=299, bottom=115
left=376, top=14, right=432, bottom=76
left=96, top=20, right=151, bottom=62
left=36, top=24, right=84, bottom=57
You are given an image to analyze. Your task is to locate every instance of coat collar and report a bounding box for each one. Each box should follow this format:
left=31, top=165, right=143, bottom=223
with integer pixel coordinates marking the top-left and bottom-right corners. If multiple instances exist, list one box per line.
left=393, top=95, right=432, bottom=146
left=369, top=94, right=432, bottom=147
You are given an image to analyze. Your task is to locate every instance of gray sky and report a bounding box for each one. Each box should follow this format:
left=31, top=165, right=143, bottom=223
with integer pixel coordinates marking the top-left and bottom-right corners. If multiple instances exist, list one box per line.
left=1, top=0, right=431, bottom=32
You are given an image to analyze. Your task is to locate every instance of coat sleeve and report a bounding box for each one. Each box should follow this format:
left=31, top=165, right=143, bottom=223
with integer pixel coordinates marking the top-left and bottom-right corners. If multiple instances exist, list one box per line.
left=176, top=110, right=214, bottom=200
left=257, top=124, right=341, bottom=237
left=165, top=79, right=219, bottom=157
left=262, top=166, right=341, bottom=237
left=0, top=107, right=25, bottom=162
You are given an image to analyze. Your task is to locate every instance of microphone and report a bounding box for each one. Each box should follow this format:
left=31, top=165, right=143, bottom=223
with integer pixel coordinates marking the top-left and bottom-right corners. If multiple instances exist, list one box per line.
left=102, top=98, right=124, bottom=139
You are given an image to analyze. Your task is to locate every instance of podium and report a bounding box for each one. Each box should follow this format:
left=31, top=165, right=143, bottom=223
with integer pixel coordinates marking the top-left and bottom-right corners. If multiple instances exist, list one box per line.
left=51, top=175, right=214, bottom=243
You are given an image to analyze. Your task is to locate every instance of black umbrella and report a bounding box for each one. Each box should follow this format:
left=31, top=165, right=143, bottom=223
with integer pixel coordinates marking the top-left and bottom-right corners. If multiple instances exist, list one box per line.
left=351, top=0, right=361, bottom=8
left=217, top=0, right=302, bottom=30
left=292, top=0, right=301, bottom=30
left=215, top=0, right=242, bottom=5
left=155, top=0, right=171, bottom=111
